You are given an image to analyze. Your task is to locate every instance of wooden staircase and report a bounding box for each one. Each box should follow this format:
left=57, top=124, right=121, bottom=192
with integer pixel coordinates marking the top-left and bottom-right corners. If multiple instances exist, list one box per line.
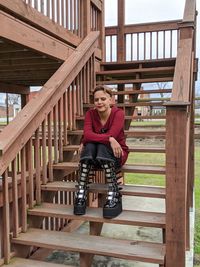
left=0, top=0, right=197, bottom=267
left=5, top=60, right=172, bottom=267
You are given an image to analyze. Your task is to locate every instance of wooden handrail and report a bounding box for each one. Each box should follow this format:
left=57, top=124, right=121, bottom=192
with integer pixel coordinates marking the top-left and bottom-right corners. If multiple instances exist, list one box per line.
left=105, top=20, right=181, bottom=35
left=0, top=31, right=99, bottom=175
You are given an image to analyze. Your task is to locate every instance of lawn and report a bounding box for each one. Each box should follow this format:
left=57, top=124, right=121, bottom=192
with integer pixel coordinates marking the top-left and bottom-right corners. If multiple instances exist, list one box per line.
left=125, top=143, right=200, bottom=265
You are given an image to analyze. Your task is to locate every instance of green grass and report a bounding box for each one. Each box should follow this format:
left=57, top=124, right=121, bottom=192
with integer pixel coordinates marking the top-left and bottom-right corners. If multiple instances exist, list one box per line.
left=125, top=145, right=200, bottom=261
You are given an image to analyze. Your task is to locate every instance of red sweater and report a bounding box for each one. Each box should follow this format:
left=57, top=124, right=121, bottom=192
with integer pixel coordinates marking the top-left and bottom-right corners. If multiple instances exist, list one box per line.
left=82, top=106, right=129, bottom=165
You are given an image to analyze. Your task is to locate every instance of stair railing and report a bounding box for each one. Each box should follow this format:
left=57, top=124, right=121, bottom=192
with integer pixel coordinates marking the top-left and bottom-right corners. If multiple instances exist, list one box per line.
left=105, top=20, right=181, bottom=62
left=165, top=0, right=196, bottom=266
left=0, top=31, right=99, bottom=264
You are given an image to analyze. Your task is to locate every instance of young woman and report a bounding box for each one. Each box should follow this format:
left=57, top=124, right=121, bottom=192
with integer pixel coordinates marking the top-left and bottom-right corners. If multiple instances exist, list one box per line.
left=74, top=86, right=129, bottom=219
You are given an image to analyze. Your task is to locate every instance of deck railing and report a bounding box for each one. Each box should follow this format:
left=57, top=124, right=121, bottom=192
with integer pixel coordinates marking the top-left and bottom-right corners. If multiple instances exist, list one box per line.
left=105, top=20, right=180, bottom=62
left=23, top=0, right=104, bottom=42
left=0, top=31, right=99, bottom=264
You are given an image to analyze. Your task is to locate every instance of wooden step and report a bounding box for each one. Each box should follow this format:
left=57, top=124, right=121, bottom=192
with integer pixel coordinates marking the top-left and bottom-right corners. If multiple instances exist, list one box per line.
left=67, top=129, right=166, bottom=138
left=96, top=76, right=173, bottom=85
left=96, top=66, right=175, bottom=77
left=28, top=203, right=166, bottom=228
left=63, top=145, right=165, bottom=153
left=53, top=162, right=166, bottom=175
left=12, top=228, right=165, bottom=265
left=41, top=181, right=166, bottom=198
left=100, top=58, right=176, bottom=70
left=84, top=102, right=166, bottom=108
left=111, top=89, right=172, bottom=95
left=76, top=115, right=167, bottom=120
left=2, top=257, right=73, bottom=267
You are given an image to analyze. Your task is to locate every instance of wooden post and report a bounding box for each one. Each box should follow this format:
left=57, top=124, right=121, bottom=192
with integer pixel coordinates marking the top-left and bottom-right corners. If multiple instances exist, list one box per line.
left=165, top=105, right=188, bottom=267
left=117, top=0, right=125, bottom=61
left=82, top=0, right=90, bottom=37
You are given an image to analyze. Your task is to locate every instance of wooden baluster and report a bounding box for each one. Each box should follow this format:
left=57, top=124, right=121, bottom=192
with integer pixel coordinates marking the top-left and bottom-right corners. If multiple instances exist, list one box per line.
left=61, top=0, right=65, bottom=27
left=137, top=33, right=139, bottom=60
left=35, top=128, right=41, bottom=204
left=41, top=0, right=45, bottom=14
left=150, top=31, right=152, bottom=60
left=63, top=91, right=68, bottom=145
left=34, top=0, right=38, bottom=10
left=72, top=81, right=76, bottom=130
left=53, top=105, right=58, bottom=164
left=156, top=31, right=159, bottom=59
left=79, top=71, right=84, bottom=116
left=21, top=147, right=27, bottom=233
left=52, top=0, right=55, bottom=22
left=74, top=0, right=77, bottom=34
left=170, top=30, right=173, bottom=58
left=66, top=0, right=69, bottom=29
left=48, top=111, right=53, bottom=181
left=27, top=138, right=34, bottom=209
left=163, top=30, right=166, bottom=58
left=58, top=98, right=63, bottom=162
left=144, top=32, right=146, bottom=60
left=67, top=87, right=72, bottom=130
left=110, top=36, right=112, bottom=62
left=77, top=0, right=80, bottom=36
left=42, top=119, right=47, bottom=184
left=2, top=169, right=10, bottom=264
left=76, top=75, right=81, bottom=116
left=12, top=157, right=19, bottom=238
left=70, top=0, right=73, bottom=31
left=47, top=0, right=50, bottom=18
left=57, top=0, right=60, bottom=25
left=86, top=61, right=90, bottom=103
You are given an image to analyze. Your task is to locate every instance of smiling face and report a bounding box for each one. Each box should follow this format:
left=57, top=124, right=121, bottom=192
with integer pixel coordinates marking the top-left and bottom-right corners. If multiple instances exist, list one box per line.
left=93, top=90, right=112, bottom=114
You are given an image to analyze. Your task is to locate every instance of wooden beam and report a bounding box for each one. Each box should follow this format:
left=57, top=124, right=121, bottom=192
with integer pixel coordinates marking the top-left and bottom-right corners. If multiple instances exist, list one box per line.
left=0, top=11, right=73, bottom=61
left=117, top=0, right=125, bottom=61
left=105, top=20, right=180, bottom=36
left=0, top=0, right=80, bottom=47
left=0, top=82, right=29, bottom=94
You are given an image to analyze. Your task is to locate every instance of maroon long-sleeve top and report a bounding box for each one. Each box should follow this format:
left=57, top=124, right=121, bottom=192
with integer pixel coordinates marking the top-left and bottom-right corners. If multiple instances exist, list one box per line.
left=82, top=106, right=129, bottom=165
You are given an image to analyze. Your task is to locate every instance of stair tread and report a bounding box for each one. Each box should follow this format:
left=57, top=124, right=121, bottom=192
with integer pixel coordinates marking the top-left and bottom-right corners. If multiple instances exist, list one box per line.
left=100, top=58, right=176, bottom=70
left=84, top=102, right=166, bottom=107
left=96, top=76, right=173, bottom=85
left=12, top=228, right=165, bottom=264
left=3, top=257, right=73, bottom=267
left=41, top=181, right=166, bottom=198
left=76, top=115, right=167, bottom=120
left=111, top=89, right=172, bottom=95
left=53, top=162, right=166, bottom=174
left=28, top=203, right=165, bottom=228
left=68, top=130, right=166, bottom=135
left=96, top=66, right=175, bottom=77
left=63, top=145, right=165, bottom=153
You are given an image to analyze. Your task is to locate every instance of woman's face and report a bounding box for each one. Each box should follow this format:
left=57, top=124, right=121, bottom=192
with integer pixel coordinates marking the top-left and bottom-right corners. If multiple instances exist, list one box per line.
left=93, top=90, right=112, bottom=113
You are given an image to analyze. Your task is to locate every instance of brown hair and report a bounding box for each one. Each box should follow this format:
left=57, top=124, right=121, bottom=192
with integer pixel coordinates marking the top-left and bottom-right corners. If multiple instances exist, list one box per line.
left=93, top=85, right=112, bottom=97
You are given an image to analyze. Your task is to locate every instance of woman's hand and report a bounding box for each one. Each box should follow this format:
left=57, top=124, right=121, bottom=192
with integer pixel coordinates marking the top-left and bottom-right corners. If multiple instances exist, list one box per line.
left=78, top=143, right=84, bottom=155
left=109, top=137, right=123, bottom=158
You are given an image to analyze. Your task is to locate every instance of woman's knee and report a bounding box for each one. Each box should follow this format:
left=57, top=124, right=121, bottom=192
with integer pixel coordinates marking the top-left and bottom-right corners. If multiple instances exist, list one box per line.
left=80, top=143, right=97, bottom=163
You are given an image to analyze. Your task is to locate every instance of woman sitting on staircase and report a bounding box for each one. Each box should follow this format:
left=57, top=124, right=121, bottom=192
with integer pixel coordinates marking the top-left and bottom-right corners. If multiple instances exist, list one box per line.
left=74, top=85, right=129, bottom=219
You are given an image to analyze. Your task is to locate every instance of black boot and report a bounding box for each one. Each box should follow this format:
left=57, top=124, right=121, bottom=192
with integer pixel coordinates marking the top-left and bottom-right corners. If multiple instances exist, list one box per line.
left=74, top=162, right=91, bottom=215
left=101, top=162, right=122, bottom=219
